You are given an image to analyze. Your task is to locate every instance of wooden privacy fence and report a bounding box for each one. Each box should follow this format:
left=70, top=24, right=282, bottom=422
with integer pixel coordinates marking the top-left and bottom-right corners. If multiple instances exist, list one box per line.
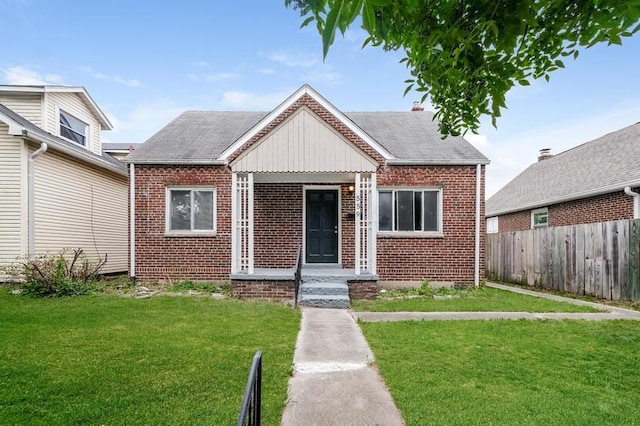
left=486, top=219, right=640, bottom=301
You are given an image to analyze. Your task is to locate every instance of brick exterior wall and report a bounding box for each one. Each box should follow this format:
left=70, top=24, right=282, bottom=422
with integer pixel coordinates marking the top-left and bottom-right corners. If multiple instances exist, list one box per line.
left=496, top=187, right=638, bottom=232
left=348, top=280, right=379, bottom=300
left=133, top=165, right=232, bottom=281
left=376, top=165, right=485, bottom=285
left=132, top=164, right=485, bottom=285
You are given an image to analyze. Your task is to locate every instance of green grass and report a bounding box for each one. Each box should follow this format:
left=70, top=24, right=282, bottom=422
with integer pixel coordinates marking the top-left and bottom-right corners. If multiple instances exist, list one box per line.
left=362, top=320, right=640, bottom=425
left=352, top=286, right=600, bottom=312
left=0, top=290, right=300, bottom=425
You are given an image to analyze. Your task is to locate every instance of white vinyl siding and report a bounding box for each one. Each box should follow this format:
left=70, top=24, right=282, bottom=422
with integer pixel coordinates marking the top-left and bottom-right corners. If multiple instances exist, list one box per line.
left=32, top=149, right=128, bottom=273
left=43, top=92, right=102, bottom=155
left=0, top=128, right=26, bottom=279
left=0, top=93, right=43, bottom=126
left=231, top=107, right=377, bottom=173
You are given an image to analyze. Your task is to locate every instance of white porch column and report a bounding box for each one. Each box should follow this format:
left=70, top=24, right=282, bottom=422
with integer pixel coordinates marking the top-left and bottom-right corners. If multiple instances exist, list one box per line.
left=355, top=173, right=362, bottom=275
left=355, top=173, right=376, bottom=275
left=231, top=172, right=254, bottom=274
left=370, top=173, right=377, bottom=275
left=231, top=172, right=239, bottom=273
left=247, top=172, right=254, bottom=274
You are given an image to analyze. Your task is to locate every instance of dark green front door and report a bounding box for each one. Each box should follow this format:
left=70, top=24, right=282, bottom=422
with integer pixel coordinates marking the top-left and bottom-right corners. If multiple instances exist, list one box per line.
left=306, top=190, right=339, bottom=263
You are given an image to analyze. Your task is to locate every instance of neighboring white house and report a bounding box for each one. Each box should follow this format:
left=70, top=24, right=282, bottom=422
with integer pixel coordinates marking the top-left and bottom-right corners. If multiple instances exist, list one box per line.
left=0, top=85, right=128, bottom=279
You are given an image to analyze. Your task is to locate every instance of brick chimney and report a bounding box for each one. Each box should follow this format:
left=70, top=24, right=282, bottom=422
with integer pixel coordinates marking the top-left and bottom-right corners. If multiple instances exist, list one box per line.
left=411, top=101, right=424, bottom=111
left=538, top=148, right=552, bottom=161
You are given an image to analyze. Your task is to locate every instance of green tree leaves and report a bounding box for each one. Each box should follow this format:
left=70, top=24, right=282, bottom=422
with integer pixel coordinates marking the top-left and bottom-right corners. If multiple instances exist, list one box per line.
left=286, top=0, right=640, bottom=137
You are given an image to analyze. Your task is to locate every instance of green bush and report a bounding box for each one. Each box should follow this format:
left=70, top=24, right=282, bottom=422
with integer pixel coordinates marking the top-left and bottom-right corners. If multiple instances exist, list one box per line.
left=4, top=248, right=106, bottom=297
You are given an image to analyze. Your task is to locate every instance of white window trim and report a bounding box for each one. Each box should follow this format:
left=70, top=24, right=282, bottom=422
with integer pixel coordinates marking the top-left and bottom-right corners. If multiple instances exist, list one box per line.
left=487, top=216, right=499, bottom=234
left=56, top=105, right=91, bottom=150
left=377, top=187, right=443, bottom=236
left=165, top=186, right=217, bottom=236
left=531, top=207, right=548, bottom=229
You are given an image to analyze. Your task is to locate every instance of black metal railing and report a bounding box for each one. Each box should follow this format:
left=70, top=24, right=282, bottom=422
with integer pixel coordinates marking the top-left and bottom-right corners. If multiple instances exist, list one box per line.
left=294, top=245, right=302, bottom=308
left=237, top=351, right=262, bottom=426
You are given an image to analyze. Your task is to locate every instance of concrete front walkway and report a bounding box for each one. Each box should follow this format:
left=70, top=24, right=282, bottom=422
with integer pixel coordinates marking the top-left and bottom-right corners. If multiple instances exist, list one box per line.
left=354, top=282, right=640, bottom=322
left=281, top=307, right=404, bottom=426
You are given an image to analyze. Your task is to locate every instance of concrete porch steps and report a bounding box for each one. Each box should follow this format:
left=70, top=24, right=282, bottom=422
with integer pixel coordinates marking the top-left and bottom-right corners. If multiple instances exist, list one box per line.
left=298, top=281, right=350, bottom=309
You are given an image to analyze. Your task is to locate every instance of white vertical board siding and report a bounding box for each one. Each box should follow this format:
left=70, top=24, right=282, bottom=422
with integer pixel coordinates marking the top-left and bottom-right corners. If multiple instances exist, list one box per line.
left=43, top=92, right=102, bottom=156
left=231, top=107, right=378, bottom=173
left=0, top=93, right=43, bottom=126
left=0, top=128, right=26, bottom=279
left=32, top=148, right=128, bottom=274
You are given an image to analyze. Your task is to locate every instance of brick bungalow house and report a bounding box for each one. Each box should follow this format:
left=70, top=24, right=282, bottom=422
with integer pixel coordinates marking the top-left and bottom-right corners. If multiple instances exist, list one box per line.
left=486, top=121, right=640, bottom=233
left=125, top=85, right=489, bottom=301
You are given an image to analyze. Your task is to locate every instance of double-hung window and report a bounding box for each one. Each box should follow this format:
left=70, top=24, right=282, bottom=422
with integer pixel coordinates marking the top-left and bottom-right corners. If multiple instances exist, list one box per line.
left=59, top=110, right=88, bottom=146
left=167, top=187, right=216, bottom=234
left=531, top=208, right=548, bottom=229
left=378, top=189, right=441, bottom=233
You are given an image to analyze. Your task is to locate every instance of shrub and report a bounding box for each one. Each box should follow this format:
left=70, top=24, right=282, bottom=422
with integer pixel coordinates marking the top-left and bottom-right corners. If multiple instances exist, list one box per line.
left=4, top=248, right=106, bottom=297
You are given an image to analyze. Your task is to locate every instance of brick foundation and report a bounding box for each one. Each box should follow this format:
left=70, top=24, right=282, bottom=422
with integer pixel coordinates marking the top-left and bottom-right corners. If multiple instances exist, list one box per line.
left=348, top=280, right=379, bottom=300
left=231, top=280, right=295, bottom=301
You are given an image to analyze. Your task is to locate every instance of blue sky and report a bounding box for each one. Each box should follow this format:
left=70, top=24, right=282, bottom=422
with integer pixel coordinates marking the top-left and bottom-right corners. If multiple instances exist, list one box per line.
left=1, top=0, right=639, bottom=197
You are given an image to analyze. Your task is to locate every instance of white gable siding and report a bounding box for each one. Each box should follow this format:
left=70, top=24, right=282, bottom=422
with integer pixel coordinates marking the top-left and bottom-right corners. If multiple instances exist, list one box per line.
left=32, top=148, right=128, bottom=274
left=43, top=92, right=102, bottom=156
left=0, top=93, right=43, bottom=126
left=0, top=127, right=26, bottom=279
left=232, top=107, right=378, bottom=173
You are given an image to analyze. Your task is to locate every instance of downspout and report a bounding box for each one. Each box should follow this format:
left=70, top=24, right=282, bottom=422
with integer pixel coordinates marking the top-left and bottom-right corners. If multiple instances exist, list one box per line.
left=129, top=163, right=136, bottom=279
left=474, top=164, right=482, bottom=287
left=27, top=139, right=48, bottom=257
left=624, top=186, right=640, bottom=219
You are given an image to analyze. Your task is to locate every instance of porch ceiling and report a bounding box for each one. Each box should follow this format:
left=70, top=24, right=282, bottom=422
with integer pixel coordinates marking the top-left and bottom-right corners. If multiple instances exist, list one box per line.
left=252, top=172, right=357, bottom=183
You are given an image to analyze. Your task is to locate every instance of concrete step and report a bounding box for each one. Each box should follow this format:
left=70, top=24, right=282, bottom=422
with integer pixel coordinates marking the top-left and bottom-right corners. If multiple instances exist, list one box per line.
left=299, top=282, right=349, bottom=296
left=299, top=294, right=350, bottom=309
left=301, top=275, right=353, bottom=284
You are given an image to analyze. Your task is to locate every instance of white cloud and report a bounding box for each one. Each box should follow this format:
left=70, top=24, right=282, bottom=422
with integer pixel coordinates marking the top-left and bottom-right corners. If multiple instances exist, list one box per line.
left=221, top=89, right=294, bottom=110
left=258, top=68, right=275, bottom=75
left=104, top=101, right=188, bottom=144
left=79, top=66, right=142, bottom=87
left=266, top=50, right=319, bottom=68
left=204, top=72, right=241, bottom=82
left=2, top=66, right=62, bottom=85
left=302, top=69, right=342, bottom=86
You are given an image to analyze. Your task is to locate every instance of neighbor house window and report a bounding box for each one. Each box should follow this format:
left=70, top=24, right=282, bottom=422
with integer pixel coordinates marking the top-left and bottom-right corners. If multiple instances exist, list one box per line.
left=487, top=216, right=499, bottom=233
left=378, top=189, right=441, bottom=233
left=59, top=110, right=88, bottom=146
left=167, top=188, right=216, bottom=233
left=531, top=208, right=548, bottom=229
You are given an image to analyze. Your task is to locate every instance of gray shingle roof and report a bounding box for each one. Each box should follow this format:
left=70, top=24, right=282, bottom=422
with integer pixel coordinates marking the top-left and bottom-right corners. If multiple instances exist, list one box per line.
left=486, top=122, right=640, bottom=216
left=0, top=103, right=127, bottom=176
left=126, top=109, right=489, bottom=165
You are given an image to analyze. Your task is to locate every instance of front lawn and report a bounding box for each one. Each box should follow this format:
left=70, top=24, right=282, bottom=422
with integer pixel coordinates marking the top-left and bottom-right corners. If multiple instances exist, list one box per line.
left=0, top=291, right=300, bottom=425
left=352, top=286, right=600, bottom=312
left=362, top=320, right=640, bottom=425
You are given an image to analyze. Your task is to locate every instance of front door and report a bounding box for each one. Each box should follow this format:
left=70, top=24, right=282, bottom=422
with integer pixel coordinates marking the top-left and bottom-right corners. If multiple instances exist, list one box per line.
left=306, top=189, right=339, bottom=263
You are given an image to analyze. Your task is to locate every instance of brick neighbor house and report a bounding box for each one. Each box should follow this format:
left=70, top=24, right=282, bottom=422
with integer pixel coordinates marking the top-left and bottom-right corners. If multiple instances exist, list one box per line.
left=486, top=121, right=640, bottom=233
left=125, top=85, right=489, bottom=302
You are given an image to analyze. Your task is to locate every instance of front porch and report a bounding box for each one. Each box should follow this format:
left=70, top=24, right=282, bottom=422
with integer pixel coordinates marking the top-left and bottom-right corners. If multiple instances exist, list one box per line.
left=230, top=264, right=379, bottom=303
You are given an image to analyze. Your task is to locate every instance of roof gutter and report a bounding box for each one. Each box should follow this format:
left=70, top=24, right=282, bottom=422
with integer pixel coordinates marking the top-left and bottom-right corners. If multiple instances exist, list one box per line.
left=487, top=180, right=640, bottom=217
left=124, top=159, right=227, bottom=166
left=624, top=186, right=640, bottom=219
left=20, top=129, right=127, bottom=177
left=386, top=159, right=490, bottom=166
left=27, top=138, right=47, bottom=257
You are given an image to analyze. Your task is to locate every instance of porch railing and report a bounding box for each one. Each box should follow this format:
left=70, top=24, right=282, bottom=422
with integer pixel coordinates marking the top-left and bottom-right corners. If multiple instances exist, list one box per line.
left=294, top=245, right=302, bottom=308
left=237, top=351, right=262, bottom=426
